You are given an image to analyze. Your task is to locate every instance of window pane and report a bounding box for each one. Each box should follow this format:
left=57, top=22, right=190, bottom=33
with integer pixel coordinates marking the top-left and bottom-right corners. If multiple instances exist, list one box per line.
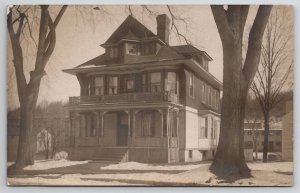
left=167, top=72, right=176, bottom=83
left=189, top=74, right=194, bottom=96
left=127, top=43, right=140, bottom=55
left=151, top=72, right=161, bottom=83
left=95, top=77, right=103, bottom=86
left=166, top=72, right=177, bottom=93
left=109, top=77, right=118, bottom=86
left=126, top=79, right=134, bottom=90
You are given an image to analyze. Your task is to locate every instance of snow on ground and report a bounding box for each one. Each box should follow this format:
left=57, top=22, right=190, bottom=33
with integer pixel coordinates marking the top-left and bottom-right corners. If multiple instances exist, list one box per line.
left=7, top=174, right=142, bottom=186
left=100, top=161, right=201, bottom=171
left=8, top=161, right=293, bottom=186
left=24, top=159, right=89, bottom=170
left=248, top=161, right=293, bottom=172
left=7, top=162, right=15, bottom=167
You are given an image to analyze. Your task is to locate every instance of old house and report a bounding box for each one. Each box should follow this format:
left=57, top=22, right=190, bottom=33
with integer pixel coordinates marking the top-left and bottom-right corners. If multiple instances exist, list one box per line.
left=63, top=14, right=222, bottom=163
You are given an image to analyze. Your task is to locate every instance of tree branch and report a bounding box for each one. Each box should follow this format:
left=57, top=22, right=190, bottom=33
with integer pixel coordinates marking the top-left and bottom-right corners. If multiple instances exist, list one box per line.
left=211, top=5, right=234, bottom=44
left=242, top=5, right=273, bottom=89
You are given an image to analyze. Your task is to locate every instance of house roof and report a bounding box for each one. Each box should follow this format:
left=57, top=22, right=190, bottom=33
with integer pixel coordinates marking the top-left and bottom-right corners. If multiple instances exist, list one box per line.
left=102, top=15, right=157, bottom=46
left=172, top=45, right=213, bottom=61
left=75, top=45, right=184, bottom=68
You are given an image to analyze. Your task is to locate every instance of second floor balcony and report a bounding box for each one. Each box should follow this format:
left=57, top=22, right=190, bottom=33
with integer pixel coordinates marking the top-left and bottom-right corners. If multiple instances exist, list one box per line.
left=69, top=91, right=179, bottom=106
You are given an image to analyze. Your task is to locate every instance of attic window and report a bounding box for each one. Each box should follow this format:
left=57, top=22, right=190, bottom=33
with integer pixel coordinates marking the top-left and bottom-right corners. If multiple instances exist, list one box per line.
left=127, top=43, right=140, bottom=55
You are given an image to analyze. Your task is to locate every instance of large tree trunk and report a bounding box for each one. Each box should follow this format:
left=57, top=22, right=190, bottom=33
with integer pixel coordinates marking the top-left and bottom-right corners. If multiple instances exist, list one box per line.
left=209, top=5, right=272, bottom=178
left=262, top=112, right=270, bottom=162
left=15, top=98, right=35, bottom=169
left=209, top=42, right=250, bottom=177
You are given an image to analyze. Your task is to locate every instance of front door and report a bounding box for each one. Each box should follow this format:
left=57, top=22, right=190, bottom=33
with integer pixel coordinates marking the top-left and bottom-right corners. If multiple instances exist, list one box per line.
left=117, top=113, right=128, bottom=146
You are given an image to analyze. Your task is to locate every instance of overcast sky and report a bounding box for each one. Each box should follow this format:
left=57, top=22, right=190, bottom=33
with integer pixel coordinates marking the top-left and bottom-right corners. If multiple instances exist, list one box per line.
left=7, top=5, right=267, bottom=110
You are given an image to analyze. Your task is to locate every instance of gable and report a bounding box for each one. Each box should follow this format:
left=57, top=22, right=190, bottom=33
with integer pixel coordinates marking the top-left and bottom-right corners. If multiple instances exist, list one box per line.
left=103, top=15, right=156, bottom=45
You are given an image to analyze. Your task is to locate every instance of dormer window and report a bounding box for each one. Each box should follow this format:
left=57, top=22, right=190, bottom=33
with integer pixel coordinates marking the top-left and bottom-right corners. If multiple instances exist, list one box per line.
left=127, top=43, right=140, bottom=55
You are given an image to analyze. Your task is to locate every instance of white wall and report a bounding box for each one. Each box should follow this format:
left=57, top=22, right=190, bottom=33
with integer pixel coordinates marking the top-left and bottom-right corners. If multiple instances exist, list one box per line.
left=184, top=149, right=203, bottom=162
left=185, top=107, right=199, bottom=149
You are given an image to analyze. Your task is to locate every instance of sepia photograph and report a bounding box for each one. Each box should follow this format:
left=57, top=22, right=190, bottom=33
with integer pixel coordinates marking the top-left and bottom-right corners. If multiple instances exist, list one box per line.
left=6, top=4, right=293, bottom=186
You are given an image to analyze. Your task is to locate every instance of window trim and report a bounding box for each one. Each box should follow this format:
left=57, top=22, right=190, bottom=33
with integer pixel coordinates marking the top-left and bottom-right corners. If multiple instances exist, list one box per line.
left=189, top=73, right=194, bottom=97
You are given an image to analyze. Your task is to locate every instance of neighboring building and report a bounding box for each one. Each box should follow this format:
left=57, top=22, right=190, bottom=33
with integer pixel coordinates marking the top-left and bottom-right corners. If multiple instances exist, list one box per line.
left=282, top=100, right=293, bottom=161
left=63, top=14, right=222, bottom=163
left=244, top=121, right=282, bottom=152
left=7, top=116, right=70, bottom=161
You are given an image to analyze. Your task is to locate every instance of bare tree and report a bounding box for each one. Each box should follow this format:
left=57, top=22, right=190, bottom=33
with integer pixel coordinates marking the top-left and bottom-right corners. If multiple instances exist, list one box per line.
left=251, top=6, right=293, bottom=163
left=209, top=5, right=272, bottom=178
left=7, top=5, right=67, bottom=168
left=245, top=95, right=262, bottom=161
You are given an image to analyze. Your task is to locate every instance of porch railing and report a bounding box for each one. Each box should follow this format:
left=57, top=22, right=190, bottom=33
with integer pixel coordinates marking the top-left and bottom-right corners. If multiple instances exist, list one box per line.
left=69, top=91, right=179, bottom=106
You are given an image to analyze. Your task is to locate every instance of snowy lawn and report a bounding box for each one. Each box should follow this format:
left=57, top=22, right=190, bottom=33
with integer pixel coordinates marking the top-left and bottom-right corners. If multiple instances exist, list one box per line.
left=7, top=160, right=293, bottom=186
left=100, top=161, right=202, bottom=171
left=23, top=159, right=89, bottom=170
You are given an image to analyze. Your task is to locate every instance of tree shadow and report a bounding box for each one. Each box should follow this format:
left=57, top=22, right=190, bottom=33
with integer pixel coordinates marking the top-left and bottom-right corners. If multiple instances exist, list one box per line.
left=8, top=161, right=185, bottom=177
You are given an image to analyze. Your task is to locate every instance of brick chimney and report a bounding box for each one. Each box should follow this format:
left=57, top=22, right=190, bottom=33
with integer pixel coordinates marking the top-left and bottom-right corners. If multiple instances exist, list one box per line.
left=156, top=14, right=170, bottom=45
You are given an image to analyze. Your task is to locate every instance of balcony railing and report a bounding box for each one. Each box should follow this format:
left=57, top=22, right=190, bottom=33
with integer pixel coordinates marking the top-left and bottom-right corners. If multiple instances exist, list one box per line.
left=69, top=91, right=179, bottom=106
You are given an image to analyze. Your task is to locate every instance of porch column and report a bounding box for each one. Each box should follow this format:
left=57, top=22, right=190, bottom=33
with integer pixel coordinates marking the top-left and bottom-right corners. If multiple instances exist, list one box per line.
left=70, top=112, right=75, bottom=147
left=99, top=111, right=105, bottom=146
left=163, top=108, right=169, bottom=137
left=71, top=112, right=80, bottom=147
left=129, top=110, right=136, bottom=146
left=79, top=113, right=86, bottom=137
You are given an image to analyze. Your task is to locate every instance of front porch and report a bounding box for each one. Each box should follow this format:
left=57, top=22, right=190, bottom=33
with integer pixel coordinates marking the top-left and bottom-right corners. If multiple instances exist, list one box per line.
left=69, top=107, right=180, bottom=163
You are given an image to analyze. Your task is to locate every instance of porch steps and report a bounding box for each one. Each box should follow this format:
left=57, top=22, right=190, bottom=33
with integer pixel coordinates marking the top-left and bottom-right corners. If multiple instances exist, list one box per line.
left=93, top=148, right=128, bottom=162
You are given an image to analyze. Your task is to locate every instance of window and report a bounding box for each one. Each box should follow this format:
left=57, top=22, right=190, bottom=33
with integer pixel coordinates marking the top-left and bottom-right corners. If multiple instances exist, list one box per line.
left=125, top=78, right=135, bottom=91
left=85, top=113, right=97, bottom=137
left=127, top=43, right=140, bottom=55
left=141, top=110, right=155, bottom=137
left=108, top=47, right=118, bottom=58
left=215, top=91, right=220, bottom=109
left=202, top=82, right=206, bottom=103
left=248, top=131, right=252, bottom=136
left=208, top=86, right=212, bottom=106
left=189, top=150, right=193, bottom=158
left=189, top=74, right=194, bottom=97
left=94, top=77, right=104, bottom=95
left=206, top=85, right=210, bottom=104
left=108, top=76, right=118, bottom=94
left=276, top=141, right=281, bottom=146
left=211, top=117, right=214, bottom=139
left=199, top=117, right=208, bottom=138
left=150, top=72, right=161, bottom=92
left=142, top=74, right=147, bottom=92
left=166, top=72, right=177, bottom=94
